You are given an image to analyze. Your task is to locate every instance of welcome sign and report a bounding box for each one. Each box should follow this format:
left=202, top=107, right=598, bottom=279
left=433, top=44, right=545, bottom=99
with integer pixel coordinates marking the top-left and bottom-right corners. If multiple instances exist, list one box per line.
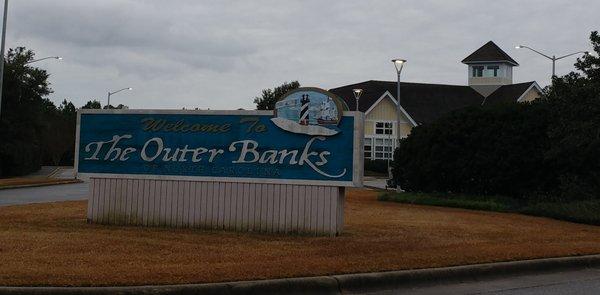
left=75, top=92, right=363, bottom=187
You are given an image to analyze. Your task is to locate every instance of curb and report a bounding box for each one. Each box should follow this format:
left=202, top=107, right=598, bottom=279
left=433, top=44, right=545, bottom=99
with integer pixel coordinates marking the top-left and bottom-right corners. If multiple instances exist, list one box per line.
left=2, top=254, right=600, bottom=294
left=335, top=254, right=600, bottom=293
left=363, top=185, right=384, bottom=190
left=0, top=179, right=83, bottom=190
left=363, top=184, right=394, bottom=191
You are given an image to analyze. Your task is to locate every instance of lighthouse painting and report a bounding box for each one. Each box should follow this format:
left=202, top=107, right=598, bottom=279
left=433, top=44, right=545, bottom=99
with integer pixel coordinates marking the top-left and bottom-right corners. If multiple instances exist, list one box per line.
left=272, top=87, right=347, bottom=136
left=299, top=94, right=310, bottom=125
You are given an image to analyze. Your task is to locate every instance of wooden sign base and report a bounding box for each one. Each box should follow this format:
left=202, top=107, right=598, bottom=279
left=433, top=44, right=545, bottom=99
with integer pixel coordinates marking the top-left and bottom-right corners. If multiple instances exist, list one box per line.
left=86, top=177, right=345, bottom=236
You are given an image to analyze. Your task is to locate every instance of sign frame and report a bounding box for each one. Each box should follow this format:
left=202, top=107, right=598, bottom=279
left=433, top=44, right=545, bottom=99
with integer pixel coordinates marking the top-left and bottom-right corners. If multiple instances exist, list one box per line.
left=74, top=109, right=364, bottom=187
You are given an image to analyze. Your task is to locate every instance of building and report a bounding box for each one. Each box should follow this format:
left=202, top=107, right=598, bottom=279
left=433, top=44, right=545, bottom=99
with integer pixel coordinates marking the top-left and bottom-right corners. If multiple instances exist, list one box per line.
left=329, top=41, right=543, bottom=161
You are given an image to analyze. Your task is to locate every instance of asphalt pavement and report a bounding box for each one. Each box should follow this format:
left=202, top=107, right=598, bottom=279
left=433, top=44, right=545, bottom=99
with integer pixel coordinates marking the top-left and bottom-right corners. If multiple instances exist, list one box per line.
left=0, top=181, right=88, bottom=206
left=363, top=267, right=600, bottom=295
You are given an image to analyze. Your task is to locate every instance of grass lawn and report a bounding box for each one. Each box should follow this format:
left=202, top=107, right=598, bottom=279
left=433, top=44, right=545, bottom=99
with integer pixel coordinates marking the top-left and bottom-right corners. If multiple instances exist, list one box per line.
left=2, top=188, right=600, bottom=286
left=379, top=191, right=600, bottom=225
left=0, top=177, right=81, bottom=189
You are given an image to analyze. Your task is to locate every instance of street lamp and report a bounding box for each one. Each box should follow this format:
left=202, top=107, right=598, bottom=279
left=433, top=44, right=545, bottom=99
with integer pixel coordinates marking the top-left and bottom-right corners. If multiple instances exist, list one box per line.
left=391, top=58, right=406, bottom=193
left=107, top=87, right=132, bottom=108
left=352, top=88, right=363, bottom=112
left=25, top=56, right=62, bottom=64
left=515, top=45, right=589, bottom=77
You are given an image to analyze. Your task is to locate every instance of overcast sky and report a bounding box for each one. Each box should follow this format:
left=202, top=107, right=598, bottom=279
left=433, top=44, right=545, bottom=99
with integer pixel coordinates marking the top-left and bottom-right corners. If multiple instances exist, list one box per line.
left=5, top=0, right=599, bottom=109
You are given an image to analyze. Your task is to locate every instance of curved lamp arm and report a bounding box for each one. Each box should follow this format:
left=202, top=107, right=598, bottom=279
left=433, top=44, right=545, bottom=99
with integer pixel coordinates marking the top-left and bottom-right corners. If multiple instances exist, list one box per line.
left=556, top=51, right=589, bottom=60
left=109, top=87, right=133, bottom=96
left=25, top=56, right=62, bottom=64
left=516, top=45, right=552, bottom=60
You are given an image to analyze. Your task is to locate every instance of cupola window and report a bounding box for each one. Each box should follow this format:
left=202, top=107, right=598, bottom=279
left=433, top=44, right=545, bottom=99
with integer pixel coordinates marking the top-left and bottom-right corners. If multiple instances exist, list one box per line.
left=486, top=65, right=500, bottom=77
left=472, top=66, right=484, bottom=77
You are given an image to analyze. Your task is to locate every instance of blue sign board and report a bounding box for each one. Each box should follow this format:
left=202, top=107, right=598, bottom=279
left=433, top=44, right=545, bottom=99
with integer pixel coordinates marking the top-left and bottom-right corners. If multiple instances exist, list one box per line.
left=76, top=108, right=362, bottom=187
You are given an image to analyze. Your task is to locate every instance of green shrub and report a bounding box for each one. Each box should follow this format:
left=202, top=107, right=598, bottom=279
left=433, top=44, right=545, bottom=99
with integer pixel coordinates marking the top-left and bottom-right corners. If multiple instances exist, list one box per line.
left=392, top=31, right=600, bottom=201
left=379, top=191, right=600, bottom=225
left=392, top=102, right=553, bottom=199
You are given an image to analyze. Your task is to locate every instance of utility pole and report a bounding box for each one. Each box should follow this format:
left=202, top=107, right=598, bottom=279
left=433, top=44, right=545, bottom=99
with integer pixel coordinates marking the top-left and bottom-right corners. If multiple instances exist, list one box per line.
left=516, top=45, right=588, bottom=78
left=0, top=0, right=8, bottom=118
left=392, top=59, right=406, bottom=193
left=106, top=87, right=133, bottom=108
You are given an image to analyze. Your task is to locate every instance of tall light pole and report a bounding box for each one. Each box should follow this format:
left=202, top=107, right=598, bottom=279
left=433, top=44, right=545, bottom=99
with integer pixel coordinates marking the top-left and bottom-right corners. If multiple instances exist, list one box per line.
left=352, top=88, right=362, bottom=112
left=25, top=56, right=62, bottom=64
left=515, top=45, right=589, bottom=78
left=107, top=87, right=132, bottom=108
left=0, top=0, right=8, bottom=118
left=392, top=58, right=406, bottom=193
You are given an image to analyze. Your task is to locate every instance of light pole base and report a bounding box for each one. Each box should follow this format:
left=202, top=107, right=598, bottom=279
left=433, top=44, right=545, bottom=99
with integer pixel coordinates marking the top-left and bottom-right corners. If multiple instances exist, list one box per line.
left=396, top=186, right=404, bottom=193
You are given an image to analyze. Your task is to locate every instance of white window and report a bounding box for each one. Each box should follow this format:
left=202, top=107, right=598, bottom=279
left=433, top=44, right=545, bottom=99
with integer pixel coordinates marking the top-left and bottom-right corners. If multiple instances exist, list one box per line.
left=364, top=138, right=372, bottom=159
left=486, top=65, right=500, bottom=77
left=375, top=122, right=393, bottom=135
left=472, top=66, right=484, bottom=77
left=369, top=137, right=395, bottom=160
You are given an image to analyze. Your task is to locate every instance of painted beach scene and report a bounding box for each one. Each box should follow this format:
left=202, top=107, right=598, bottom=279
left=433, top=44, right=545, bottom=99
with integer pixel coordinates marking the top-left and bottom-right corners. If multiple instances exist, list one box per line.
left=272, top=89, right=343, bottom=136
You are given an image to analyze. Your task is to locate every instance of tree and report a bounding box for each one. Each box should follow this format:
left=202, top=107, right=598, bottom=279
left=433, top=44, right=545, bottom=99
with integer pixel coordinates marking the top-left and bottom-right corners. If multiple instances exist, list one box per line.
left=103, top=103, right=128, bottom=109
left=542, top=31, right=600, bottom=199
left=0, top=47, right=85, bottom=175
left=392, top=31, right=600, bottom=201
left=253, top=81, right=300, bottom=110
left=39, top=99, right=77, bottom=165
left=82, top=100, right=102, bottom=109
left=545, top=31, right=600, bottom=102
left=0, top=47, right=53, bottom=176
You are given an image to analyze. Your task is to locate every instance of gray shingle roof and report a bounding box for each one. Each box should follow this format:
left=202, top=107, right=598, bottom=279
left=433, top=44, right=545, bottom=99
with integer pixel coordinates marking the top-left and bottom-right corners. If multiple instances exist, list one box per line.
left=461, top=41, right=519, bottom=66
left=483, top=82, right=538, bottom=105
left=329, top=80, right=485, bottom=124
left=329, top=80, right=539, bottom=124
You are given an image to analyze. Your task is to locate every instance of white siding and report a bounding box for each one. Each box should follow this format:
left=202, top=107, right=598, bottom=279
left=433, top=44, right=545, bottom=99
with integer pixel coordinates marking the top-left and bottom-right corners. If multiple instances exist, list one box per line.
left=88, top=177, right=344, bottom=236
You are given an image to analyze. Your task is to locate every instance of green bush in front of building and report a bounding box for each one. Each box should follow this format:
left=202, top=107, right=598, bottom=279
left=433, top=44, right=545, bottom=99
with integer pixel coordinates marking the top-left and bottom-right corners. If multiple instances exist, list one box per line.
left=392, top=101, right=553, bottom=199
left=392, top=31, right=600, bottom=202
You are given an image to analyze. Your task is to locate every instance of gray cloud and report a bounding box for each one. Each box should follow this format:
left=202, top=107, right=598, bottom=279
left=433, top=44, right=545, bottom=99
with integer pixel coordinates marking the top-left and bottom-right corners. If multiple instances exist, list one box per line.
left=5, top=0, right=599, bottom=110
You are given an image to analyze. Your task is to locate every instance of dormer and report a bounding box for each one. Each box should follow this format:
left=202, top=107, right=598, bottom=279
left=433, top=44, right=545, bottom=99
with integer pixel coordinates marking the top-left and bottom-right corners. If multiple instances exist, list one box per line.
left=462, top=41, right=519, bottom=97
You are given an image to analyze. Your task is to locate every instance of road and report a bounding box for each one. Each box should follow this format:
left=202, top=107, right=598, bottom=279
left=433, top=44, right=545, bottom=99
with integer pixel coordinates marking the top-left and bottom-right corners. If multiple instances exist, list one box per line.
left=365, top=267, right=600, bottom=295
left=0, top=181, right=88, bottom=206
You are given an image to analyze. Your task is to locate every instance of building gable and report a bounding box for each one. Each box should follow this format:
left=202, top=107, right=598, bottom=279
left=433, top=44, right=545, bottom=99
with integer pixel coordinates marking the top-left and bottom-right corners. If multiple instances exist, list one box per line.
left=364, top=91, right=418, bottom=126
left=483, top=81, right=541, bottom=105
left=516, top=82, right=543, bottom=102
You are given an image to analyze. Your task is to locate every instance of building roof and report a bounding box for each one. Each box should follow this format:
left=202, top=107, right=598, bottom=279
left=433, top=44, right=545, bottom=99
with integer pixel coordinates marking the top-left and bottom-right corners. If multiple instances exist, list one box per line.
left=461, top=41, right=519, bottom=66
left=330, top=80, right=541, bottom=124
left=329, top=80, right=485, bottom=124
left=483, top=81, right=539, bottom=105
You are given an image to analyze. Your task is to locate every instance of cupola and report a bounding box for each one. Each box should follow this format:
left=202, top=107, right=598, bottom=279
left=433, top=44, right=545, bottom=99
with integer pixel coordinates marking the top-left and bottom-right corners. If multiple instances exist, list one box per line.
left=462, top=41, right=519, bottom=97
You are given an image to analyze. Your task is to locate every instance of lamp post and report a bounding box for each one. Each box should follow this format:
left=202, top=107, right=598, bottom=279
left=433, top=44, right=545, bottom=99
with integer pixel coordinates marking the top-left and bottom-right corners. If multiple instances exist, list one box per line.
left=0, top=0, right=8, bottom=118
left=515, top=45, right=589, bottom=78
left=391, top=58, right=406, bottom=192
left=352, top=88, right=362, bottom=112
left=107, top=87, right=132, bottom=108
left=25, top=56, right=62, bottom=64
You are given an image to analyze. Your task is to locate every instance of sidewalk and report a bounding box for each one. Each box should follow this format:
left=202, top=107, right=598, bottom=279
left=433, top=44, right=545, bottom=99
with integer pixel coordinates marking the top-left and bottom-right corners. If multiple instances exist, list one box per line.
left=22, top=166, right=61, bottom=178
left=363, top=177, right=390, bottom=190
left=0, top=167, right=79, bottom=190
